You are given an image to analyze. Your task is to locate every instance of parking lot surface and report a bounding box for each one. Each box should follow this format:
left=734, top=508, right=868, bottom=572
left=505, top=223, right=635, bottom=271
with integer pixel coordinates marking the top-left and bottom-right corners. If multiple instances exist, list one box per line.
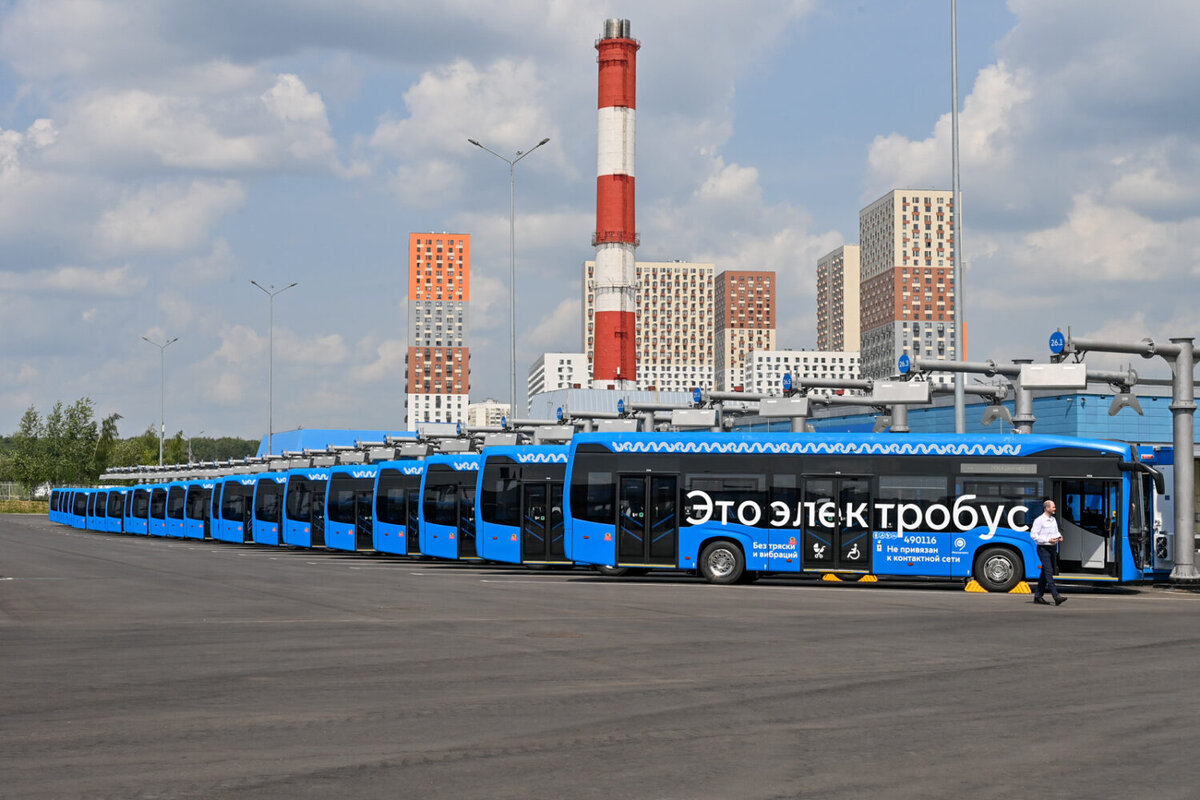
left=3, top=516, right=1200, bottom=799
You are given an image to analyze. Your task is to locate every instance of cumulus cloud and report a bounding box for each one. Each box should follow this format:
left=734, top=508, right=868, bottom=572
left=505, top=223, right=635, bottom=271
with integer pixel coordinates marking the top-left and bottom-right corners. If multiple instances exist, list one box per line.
left=0, top=264, right=145, bottom=296
left=94, top=180, right=246, bottom=256
left=350, top=338, right=408, bottom=384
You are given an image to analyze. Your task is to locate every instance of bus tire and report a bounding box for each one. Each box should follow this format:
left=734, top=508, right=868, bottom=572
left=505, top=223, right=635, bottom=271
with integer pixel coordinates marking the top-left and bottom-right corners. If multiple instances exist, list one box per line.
left=699, top=540, right=745, bottom=585
left=973, top=547, right=1023, bottom=593
left=595, top=565, right=632, bottom=577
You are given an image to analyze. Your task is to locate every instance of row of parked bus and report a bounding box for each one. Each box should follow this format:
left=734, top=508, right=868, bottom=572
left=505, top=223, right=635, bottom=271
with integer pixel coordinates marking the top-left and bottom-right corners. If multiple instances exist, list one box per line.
left=48, top=431, right=1175, bottom=590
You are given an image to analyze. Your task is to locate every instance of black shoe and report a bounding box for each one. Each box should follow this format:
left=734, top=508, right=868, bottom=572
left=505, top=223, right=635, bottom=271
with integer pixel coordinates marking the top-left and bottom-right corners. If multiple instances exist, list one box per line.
left=1033, top=597, right=1050, bottom=605
left=1054, top=596, right=1068, bottom=606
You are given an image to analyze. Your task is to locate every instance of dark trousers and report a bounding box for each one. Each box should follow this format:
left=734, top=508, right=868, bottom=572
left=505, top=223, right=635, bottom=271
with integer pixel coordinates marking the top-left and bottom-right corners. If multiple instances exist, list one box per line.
left=1035, top=544, right=1060, bottom=600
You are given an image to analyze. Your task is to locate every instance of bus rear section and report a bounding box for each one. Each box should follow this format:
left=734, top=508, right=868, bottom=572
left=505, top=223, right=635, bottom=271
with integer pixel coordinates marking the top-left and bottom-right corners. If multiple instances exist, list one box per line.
left=148, top=487, right=169, bottom=536
left=85, top=490, right=108, bottom=532
left=104, top=489, right=126, bottom=533
left=477, top=446, right=570, bottom=566
left=282, top=470, right=329, bottom=548
left=166, top=483, right=187, bottom=537
left=324, top=465, right=380, bottom=553
left=374, top=462, right=425, bottom=556
left=418, top=455, right=481, bottom=561
left=124, top=488, right=150, bottom=534
left=214, top=477, right=255, bottom=543
left=251, top=473, right=287, bottom=546
left=183, top=481, right=214, bottom=540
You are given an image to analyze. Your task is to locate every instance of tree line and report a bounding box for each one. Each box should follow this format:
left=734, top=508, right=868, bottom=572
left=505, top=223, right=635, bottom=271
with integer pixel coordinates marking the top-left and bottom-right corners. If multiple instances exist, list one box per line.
left=0, top=398, right=259, bottom=492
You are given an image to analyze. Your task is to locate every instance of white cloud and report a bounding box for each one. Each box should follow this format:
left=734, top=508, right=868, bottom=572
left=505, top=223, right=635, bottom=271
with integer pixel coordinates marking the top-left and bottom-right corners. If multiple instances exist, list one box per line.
left=865, top=62, right=1034, bottom=206
left=94, top=180, right=246, bottom=256
left=0, top=264, right=144, bottom=296
left=1012, top=193, right=1200, bottom=282
left=261, top=73, right=337, bottom=161
left=350, top=338, right=408, bottom=384
left=520, top=297, right=581, bottom=357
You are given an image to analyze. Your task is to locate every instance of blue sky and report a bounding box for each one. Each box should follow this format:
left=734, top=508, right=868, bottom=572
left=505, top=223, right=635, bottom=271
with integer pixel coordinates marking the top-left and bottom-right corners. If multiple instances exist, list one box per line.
left=1, top=0, right=1196, bottom=440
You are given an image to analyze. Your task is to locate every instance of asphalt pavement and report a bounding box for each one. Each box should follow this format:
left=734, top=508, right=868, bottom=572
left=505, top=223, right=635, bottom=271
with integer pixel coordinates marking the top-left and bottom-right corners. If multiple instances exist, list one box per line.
left=3, top=515, right=1199, bottom=800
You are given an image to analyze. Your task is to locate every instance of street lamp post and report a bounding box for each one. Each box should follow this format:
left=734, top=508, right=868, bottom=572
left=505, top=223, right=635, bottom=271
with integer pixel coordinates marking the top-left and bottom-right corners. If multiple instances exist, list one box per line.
left=188, top=430, right=204, bottom=465
left=951, top=0, right=966, bottom=433
left=141, top=335, right=178, bottom=465
left=468, top=136, right=550, bottom=416
left=250, top=280, right=298, bottom=456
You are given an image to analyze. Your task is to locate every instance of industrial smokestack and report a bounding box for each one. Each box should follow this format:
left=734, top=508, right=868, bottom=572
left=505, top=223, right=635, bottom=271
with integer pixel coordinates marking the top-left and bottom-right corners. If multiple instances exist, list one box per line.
left=592, top=18, right=639, bottom=389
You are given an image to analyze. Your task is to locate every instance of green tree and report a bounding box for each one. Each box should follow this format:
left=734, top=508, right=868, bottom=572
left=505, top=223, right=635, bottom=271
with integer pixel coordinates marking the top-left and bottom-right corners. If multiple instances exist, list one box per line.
left=10, top=405, right=48, bottom=489
left=110, top=426, right=160, bottom=468
left=164, top=430, right=186, bottom=465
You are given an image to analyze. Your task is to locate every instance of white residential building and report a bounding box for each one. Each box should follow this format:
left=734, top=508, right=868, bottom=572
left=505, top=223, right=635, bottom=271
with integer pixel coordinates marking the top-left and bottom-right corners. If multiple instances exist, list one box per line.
left=466, top=398, right=510, bottom=427
left=528, top=352, right=589, bottom=406
left=743, top=349, right=861, bottom=397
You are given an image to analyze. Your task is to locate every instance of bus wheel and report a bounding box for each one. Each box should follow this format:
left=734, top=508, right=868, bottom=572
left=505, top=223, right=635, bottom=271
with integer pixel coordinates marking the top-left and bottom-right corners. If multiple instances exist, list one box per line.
left=699, top=540, right=745, bottom=585
left=595, top=565, right=632, bottom=577
left=973, top=547, right=1022, bottom=593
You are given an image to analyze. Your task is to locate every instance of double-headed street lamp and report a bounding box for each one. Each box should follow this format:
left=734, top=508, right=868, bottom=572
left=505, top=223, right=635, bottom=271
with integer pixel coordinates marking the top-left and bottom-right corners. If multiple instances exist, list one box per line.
left=141, top=334, right=178, bottom=465
left=468, top=136, right=550, bottom=417
left=250, top=280, right=298, bottom=456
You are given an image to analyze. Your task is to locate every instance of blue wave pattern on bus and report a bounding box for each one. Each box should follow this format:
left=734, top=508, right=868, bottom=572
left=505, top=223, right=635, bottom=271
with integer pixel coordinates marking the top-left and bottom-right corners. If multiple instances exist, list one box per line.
left=605, top=440, right=1024, bottom=457
left=515, top=452, right=569, bottom=464
left=452, top=461, right=480, bottom=471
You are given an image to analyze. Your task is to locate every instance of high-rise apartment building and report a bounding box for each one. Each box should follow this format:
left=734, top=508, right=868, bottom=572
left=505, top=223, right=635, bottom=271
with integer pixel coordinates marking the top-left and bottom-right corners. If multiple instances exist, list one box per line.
left=405, top=232, right=471, bottom=426
left=858, top=190, right=956, bottom=381
left=527, top=352, right=589, bottom=405
left=816, top=245, right=860, bottom=352
left=714, top=270, right=776, bottom=391
left=583, top=260, right=714, bottom=392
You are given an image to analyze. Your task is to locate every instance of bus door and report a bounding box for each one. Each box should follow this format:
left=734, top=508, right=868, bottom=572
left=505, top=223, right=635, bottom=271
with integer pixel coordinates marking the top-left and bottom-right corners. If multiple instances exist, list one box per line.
left=405, top=491, right=421, bottom=555
left=1053, top=479, right=1120, bottom=576
left=801, top=476, right=873, bottom=572
left=522, top=482, right=567, bottom=562
left=458, top=482, right=477, bottom=558
left=355, top=486, right=374, bottom=551
left=617, top=475, right=678, bottom=566
left=311, top=487, right=326, bottom=547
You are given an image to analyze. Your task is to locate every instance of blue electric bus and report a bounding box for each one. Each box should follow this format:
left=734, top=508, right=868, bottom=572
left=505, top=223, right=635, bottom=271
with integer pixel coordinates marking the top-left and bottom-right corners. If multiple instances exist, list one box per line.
left=324, top=464, right=380, bottom=553
left=282, top=468, right=329, bottom=548
left=183, top=480, right=214, bottom=540
left=476, top=446, right=570, bottom=566
left=418, top=454, right=482, bottom=561
left=213, top=476, right=256, bottom=543
left=374, top=461, right=425, bottom=556
left=251, top=473, right=288, bottom=546
left=564, top=431, right=1166, bottom=589
left=124, top=487, right=151, bottom=534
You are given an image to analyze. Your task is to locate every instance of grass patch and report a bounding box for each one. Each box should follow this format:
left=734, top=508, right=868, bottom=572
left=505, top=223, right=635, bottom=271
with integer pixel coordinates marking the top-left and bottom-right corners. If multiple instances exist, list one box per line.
left=0, top=499, right=49, bottom=514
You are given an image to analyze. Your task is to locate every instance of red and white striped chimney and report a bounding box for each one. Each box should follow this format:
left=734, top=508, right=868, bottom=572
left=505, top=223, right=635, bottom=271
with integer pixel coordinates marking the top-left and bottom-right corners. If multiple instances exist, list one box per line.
left=592, top=17, right=639, bottom=389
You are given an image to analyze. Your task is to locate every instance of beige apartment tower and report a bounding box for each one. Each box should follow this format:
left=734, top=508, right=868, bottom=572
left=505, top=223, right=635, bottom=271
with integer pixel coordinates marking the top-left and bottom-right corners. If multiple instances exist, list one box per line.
left=816, top=245, right=860, bottom=352
left=858, top=190, right=957, bottom=381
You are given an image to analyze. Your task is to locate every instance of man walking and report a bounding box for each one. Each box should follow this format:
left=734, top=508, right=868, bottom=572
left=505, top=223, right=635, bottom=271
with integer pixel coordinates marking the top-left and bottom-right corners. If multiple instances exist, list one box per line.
left=1031, top=499, right=1067, bottom=606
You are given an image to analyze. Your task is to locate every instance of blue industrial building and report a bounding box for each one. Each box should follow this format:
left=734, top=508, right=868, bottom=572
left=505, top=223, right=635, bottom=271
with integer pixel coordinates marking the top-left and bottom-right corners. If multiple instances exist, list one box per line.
left=738, top=390, right=1197, bottom=447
